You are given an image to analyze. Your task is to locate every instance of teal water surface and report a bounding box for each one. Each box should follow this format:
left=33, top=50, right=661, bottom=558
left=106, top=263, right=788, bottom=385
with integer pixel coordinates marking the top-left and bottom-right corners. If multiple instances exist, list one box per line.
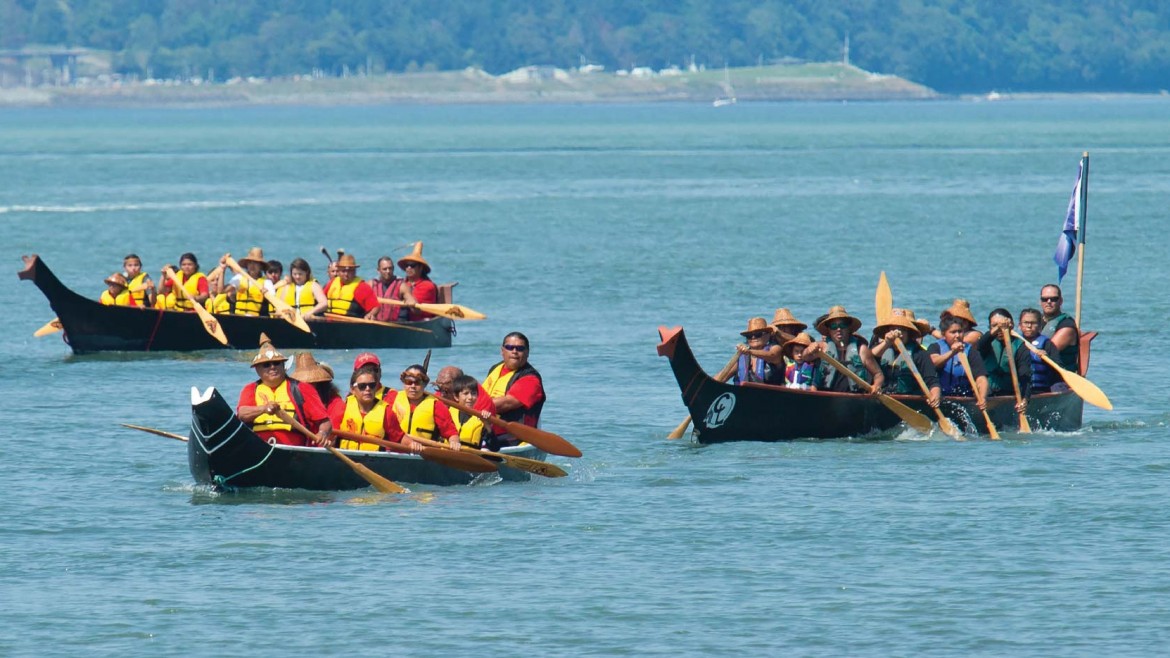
left=2, top=100, right=1169, bottom=656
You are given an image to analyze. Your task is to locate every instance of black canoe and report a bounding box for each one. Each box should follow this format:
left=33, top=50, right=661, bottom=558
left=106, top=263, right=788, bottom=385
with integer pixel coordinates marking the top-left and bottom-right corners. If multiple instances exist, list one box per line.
left=657, top=325, right=1087, bottom=443
left=18, top=254, right=454, bottom=354
left=188, top=386, right=542, bottom=490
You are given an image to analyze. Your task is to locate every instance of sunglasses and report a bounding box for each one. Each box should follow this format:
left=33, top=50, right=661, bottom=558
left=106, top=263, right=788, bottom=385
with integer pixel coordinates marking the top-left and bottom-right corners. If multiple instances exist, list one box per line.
left=828, top=321, right=850, bottom=330
left=403, top=263, right=420, bottom=268
left=1040, top=296, right=1060, bottom=302
left=502, top=344, right=528, bottom=352
left=745, top=331, right=769, bottom=339
left=354, top=382, right=378, bottom=391
left=401, top=377, right=425, bottom=386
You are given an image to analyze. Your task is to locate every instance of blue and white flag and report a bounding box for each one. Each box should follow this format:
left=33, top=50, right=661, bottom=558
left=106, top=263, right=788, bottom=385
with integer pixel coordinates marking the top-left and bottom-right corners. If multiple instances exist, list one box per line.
left=1053, top=160, right=1082, bottom=283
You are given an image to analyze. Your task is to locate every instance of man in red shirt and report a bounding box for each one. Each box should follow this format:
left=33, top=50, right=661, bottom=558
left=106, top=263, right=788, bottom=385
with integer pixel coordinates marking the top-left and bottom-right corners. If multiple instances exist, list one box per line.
left=368, top=256, right=404, bottom=322
left=482, top=332, right=545, bottom=449
left=396, top=242, right=438, bottom=321
left=323, top=254, right=378, bottom=318
left=236, top=333, right=332, bottom=446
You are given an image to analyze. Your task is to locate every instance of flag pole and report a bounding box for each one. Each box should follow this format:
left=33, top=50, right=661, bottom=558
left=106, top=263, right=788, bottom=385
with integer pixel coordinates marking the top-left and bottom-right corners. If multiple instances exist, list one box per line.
left=1073, top=151, right=1089, bottom=327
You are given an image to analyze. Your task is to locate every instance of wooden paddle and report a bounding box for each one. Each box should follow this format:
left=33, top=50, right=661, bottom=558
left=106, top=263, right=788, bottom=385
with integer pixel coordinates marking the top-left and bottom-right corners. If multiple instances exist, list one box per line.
left=1001, top=329, right=1032, bottom=433
left=223, top=255, right=311, bottom=333
left=275, top=409, right=407, bottom=494
left=392, top=432, right=565, bottom=478
left=377, top=297, right=486, bottom=321
left=122, top=423, right=188, bottom=442
left=956, top=351, right=1001, bottom=440
left=667, top=353, right=739, bottom=440
left=876, top=271, right=893, bottom=324
left=892, top=338, right=962, bottom=439
left=817, top=349, right=935, bottom=434
left=323, top=312, right=431, bottom=333
left=439, top=396, right=582, bottom=458
left=163, top=266, right=229, bottom=345
left=1012, top=331, right=1113, bottom=410
left=34, top=317, right=63, bottom=337
left=331, top=429, right=497, bottom=473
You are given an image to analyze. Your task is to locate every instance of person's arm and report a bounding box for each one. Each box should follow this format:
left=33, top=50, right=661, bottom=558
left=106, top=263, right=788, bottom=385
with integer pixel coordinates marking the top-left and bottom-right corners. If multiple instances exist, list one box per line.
left=306, top=281, right=329, bottom=319
left=432, top=400, right=461, bottom=449
left=492, top=374, right=544, bottom=415
left=192, top=275, right=210, bottom=307
left=1015, top=343, right=1034, bottom=399
left=870, top=334, right=892, bottom=359
left=1050, top=320, right=1078, bottom=352
left=858, top=344, right=885, bottom=393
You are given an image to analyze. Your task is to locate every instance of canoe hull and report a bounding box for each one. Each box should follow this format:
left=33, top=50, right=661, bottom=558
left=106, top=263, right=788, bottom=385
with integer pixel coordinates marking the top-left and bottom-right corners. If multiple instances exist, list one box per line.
left=19, top=255, right=453, bottom=353
left=657, top=326, right=1083, bottom=443
left=188, top=387, right=539, bottom=490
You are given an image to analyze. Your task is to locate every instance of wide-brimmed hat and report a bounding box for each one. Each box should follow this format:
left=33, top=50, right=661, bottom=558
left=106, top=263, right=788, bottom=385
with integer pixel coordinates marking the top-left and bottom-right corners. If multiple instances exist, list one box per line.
left=354, top=352, right=380, bottom=370
left=940, top=298, right=977, bottom=326
left=740, top=317, right=774, bottom=338
left=290, top=352, right=332, bottom=383
left=104, top=272, right=128, bottom=288
left=873, top=308, right=921, bottom=339
left=336, top=253, right=360, bottom=269
left=251, top=332, right=289, bottom=366
left=397, top=242, right=431, bottom=274
left=781, top=332, right=814, bottom=358
left=815, top=306, right=862, bottom=335
left=770, top=308, right=807, bottom=332
left=238, top=247, right=266, bottom=267
left=905, top=309, right=933, bottom=336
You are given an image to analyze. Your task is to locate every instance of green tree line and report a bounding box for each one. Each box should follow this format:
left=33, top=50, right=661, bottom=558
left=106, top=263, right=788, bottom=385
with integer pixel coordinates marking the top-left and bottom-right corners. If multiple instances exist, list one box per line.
left=2, top=0, right=1168, bottom=92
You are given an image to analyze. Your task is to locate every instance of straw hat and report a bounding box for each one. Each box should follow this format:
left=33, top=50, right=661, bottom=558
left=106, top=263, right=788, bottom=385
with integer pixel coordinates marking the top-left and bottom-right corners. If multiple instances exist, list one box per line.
left=873, top=308, right=921, bottom=339
left=740, top=317, right=774, bottom=338
left=815, top=306, right=862, bottom=335
left=905, top=309, right=933, bottom=336
left=104, top=272, right=128, bottom=288
left=353, top=352, right=380, bottom=370
left=290, top=352, right=332, bottom=384
left=781, top=332, right=814, bottom=358
left=336, top=253, right=360, bottom=269
left=397, top=242, right=431, bottom=274
left=770, top=308, right=808, bottom=333
left=940, top=298, right=977, bottom=326
left=238, top=247, right=266, bottom=267
left=250, top=332, right=289, bottom=366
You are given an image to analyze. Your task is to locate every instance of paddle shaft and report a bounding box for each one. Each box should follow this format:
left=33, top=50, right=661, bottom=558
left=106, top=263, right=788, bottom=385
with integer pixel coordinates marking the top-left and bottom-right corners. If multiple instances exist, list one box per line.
left=275, top=409, right=406, bottom=494
left=163, top=267, right=229, bottom=345
left=1001, top=329, right=1032, bottom=432
left=1011, top=331, right=1112, bottom=410
left=404, top=433, right=564, bottom=477
left=893, top=338, right=961, bottom=438
left=323, top=313, right=431, bottom=333
left=331, top=429, right=497, bottom=473
left=817, top=349, right=935, bottom=434
left=224, top=256, right=311, bottom=333
left=439, top=396, right=582, bottom=458
left=122, top=423, right=189, bottom=442
left=376, top=297, right=486, bottom=321
left=955, top=351, right=1000, bottom=440
left=668, top=353, right=739, bottom=440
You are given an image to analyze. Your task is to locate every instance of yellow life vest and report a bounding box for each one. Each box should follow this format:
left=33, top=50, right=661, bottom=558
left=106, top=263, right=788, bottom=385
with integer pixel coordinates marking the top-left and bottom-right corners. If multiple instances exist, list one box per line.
left=392, top=394, right=438, bottom=439
left=171, top=271, right=207, bottom=311
left=251, top=380, right=296, bottom=432
left=234, top=277, right=265, bottom=316
left=154, top=291, right=177, bottom=310
left=126, top=272, right=150, bottom=306
left=338, top=395, right=388, bottom=451
left=100, top=288, right=135, bottom=306
left=450, top=407, right=486, bottom=448
left=207, top=293, right=231, bottom=314
left=282, top=280, right=317, bottom=313
left=326, top=278, right=363, bottom=316
left=483, top=363, right=518, bottom=399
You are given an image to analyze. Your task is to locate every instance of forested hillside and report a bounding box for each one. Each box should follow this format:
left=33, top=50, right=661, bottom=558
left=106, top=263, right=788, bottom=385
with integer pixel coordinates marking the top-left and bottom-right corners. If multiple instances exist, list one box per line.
left=2, top=0, right=1167, bottom=92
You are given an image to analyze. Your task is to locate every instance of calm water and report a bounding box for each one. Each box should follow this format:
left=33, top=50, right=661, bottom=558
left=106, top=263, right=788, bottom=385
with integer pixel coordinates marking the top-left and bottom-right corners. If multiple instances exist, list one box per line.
left=2, top=100, right=1169, bottom=656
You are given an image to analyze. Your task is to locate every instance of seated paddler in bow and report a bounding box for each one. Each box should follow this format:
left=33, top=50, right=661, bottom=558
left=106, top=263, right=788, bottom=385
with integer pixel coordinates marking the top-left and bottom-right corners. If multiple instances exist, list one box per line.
left=324, top=254, right=379, bottom=318
left=332, top=362, right=407, bottom=451
left=782, top=332, right=822, bottom=390
left=870, top=308, right=941, bottom=407
left=235, top=333, right=332, bottom=447
left=384, top=364, right=460, bottom=450
left=157, top=253, right=209, bottom=312
left=732, top=317, right=784, bottom=385
left=804, top=306, right=884, bottom=394
left=291, top=352, right=344, bottom=433
left=976, top=308, right=1032, bottom=413
left=928, top=316, right=989, bottom=406
left=395, top=242, right=439, bottom=321
left=100, top=272, right=139, bottom=307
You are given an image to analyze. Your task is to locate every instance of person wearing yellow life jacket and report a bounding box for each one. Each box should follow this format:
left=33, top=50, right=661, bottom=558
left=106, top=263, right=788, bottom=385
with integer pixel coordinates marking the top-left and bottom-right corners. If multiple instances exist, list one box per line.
left=324, top=254, right=378, bottom=318
left=219, top=247, right=270, bottom=317
left=121, top=253, right=156, bottom=307
left=235, top=333, right=332, bottom=447
left=331, top=363, right=408, bottom=451
left=483, top=332, right=546, bottom=450
left=385, top=365, right=460, bottom=450
left=157, top=253, right=209, bottom=312
left=290, top=351, right=344, bottom=433
left=99, top=273, right=139, bottom=307
left=448, top=374, right=489, bottom=448
left=278, top=258, right=328, bottom=320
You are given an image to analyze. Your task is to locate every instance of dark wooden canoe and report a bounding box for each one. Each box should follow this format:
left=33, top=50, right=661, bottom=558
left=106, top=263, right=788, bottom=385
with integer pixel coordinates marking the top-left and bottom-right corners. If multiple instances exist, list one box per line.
left=188, top=386, right=541, bottom=490
left=657, top=325, right=1085, bottom=443
left=18, top=254, right=454, bottom=353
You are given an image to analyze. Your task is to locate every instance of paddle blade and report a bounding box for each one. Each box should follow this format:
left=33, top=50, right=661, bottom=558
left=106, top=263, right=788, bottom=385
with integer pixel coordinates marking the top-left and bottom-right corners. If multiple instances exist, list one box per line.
left=876, top=271, right=893, bottom=324
left=985, top=414, right=1002, bottom=440
left=326, top=446, right=407, bottom=494
left=666, top=416, right=692, bottom=440
left=936, top=413, right=963, bottom=440
left=504, top=421, right=582, bottom=458
left=491, top=454, right=567, bottom=478
left=34, top=318, right=63, bottom=337
left=877, top=394, right=934, bottom=434
left=1058, top=369, right=1113, bottom=410
left=420, top=447, right=498, bottom=473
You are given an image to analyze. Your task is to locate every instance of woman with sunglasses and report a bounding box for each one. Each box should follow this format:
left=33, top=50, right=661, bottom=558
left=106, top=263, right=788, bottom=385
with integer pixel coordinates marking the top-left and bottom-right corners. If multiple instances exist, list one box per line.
left=806, top=306, right=885, bottom=394
left=396, top=242, right=438, bottom=321
left=386, top=365, right=461, bottom=450
left=334, top=363, right=406, bottom=451
left=733, top=317, right=784, bottom=385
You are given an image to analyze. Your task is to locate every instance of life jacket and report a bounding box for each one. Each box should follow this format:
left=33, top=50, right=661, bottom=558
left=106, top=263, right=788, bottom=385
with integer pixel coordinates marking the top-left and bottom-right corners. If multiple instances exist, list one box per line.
left=879, top=342, right=925, bottom=395
left=369, top=278, right=403, bottom=322
left=250, top=379, right=304, bottom=434
left=736, top=353, right=777, bottom=385
left=936, top=344, right=974, bottom=397
left=338, top=395, right=389, bottom=451
left=327, top=278, right=364, bottom=317
left=100, top=288, right=136, bottom=307
left=125, top=272, right=150, bottom=306
left=785, top=360, right=822, bottom=390
left=1029, top=334, right=1058, bottom=392
left=281, top=281, right=318, bottom=313
left=155, top=291, right=177, bottom=310
left=171, top=271, right=207, bottom=312
left=391, top=394, right=439, bottom=439
left=1041, top=312, right=1079, bottom=372
left=233, top=277, right=266, bottom=316
left=986, top=336, right=1025, bottom=395
left=450, top=408, right=486, bottom=448
left=822, top=336, right=870, bottom=392
left=483, top=361, right=545, bottom=426
left=207, top=293, right=233, bottom=314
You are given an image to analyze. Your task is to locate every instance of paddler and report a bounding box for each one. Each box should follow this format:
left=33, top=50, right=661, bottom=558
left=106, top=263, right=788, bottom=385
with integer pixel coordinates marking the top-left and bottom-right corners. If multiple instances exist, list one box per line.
left=324, top=253, right=378, bottom=318
left=870, top=308, right=941, bottom=407
left=1019, top=307, right=1063, bottom=394
left=931, top=298, right=981, bottom=346
left=975, top=308, right=1032, bottom=412
left=804, top=306, right=884, bottom=394
left=769, top=307, right=809, bottom=366
left=385, top=364, right=460, bottom=450
left=99, top=273, right=139, bottom=307
left=290, top=352, right=344, bottom=432
left=1039, top=284, right=1079, bottom=372
left=782, top=332, right=822, bottom=390
left=280, top=258, right=328, bottom=320
left=483, top=332, right=545, bottom=450
left=157, top=253, right=209, bottom=312
left=395, top=242, right=438, bottom=321
left=332, top=361, right=407, bottom=451
left=368, top=256, right=405, bottom=322
left=235, top=333, right=332, bottom=446
left=732, top=317, right=784, bottom=385
left=121, top=253, right=156, bottom=307
left=448, top=374, right=489, bottom=448
left=217, top=247, right=270, bottom=317
left=928, top=316, right=989, bottom=403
